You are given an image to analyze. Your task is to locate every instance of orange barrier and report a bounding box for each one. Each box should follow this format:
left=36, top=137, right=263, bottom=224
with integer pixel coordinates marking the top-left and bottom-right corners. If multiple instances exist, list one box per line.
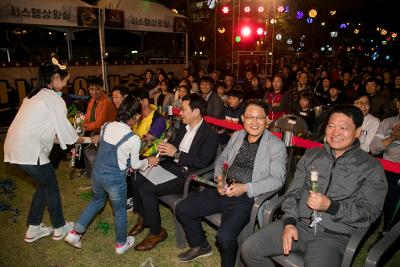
left=172, top=107, right=400, bottom=174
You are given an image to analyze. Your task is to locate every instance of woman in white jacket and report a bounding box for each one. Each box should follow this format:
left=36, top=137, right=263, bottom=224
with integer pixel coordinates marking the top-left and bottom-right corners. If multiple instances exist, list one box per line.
left=4, top=58, right=96, bottom=243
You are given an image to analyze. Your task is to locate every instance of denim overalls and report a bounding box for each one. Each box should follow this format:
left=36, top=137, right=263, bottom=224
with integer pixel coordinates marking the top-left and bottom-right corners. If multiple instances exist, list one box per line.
left=74, top=123, right=133, bottom=245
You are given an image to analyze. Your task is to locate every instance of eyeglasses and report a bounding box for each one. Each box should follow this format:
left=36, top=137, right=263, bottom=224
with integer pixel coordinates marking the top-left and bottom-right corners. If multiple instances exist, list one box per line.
left=243, top=115, right=266, bottom=122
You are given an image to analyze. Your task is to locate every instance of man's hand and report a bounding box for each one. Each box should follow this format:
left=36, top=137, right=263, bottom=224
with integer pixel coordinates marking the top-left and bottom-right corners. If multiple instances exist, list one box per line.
left=157, top=143, right=177, bottom=157
left=307, top=191, right=331, bottom=211
left=282, top=225, right=298, bottom=255
left=390, top=124, right=400, bottom=141
left=216, top=176, right=227, bottom=196
left=226, top=183, right=248, bottom=197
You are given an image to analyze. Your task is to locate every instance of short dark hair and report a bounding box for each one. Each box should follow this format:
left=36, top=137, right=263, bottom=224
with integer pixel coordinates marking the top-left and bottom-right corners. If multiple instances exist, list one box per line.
left=88, top=77, right=103, bottom=88
left=299, top=91, right=313, bottom=102
left=182, top=93, right=207, bottom=116
left=199, top=76, right=215, bottom=87
left=135, top=89, right=149, bottom=100
left=329, top=104, right=364, bottom=128
left=243, top=99, right=269, bottom=115
left=350, top=92, right=370, bottom=104
left=216, top=81, right=227, bottom=89
left=116, top=95, right=141, bottom=123
left=227, top=89, right=244, bottom=100
left=112, top=85, right=128, bottom=97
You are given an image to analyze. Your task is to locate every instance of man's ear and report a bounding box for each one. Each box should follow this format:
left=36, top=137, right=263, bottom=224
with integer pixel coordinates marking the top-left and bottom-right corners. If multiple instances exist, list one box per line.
left=193, top=108, right=200, bottom=117
left=355, top=127, right=362, bottom=138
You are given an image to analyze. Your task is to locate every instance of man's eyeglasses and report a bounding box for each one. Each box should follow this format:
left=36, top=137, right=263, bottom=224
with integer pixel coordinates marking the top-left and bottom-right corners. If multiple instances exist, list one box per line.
left=243, top=115, right=266, bottom=122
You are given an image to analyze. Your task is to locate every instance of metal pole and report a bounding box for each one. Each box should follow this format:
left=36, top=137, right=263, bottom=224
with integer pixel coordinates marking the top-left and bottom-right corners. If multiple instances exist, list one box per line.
left=98, top=9, right=108, bottom=94
left=214, top=5, right=216, bottom=71
left=185, top=32, right=189, bottom=69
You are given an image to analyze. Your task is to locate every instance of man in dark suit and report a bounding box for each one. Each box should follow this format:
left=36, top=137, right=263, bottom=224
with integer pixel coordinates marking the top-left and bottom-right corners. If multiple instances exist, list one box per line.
left=200, top=76, right=224, bottom=119
left=129, top=93, right=220, bottom=251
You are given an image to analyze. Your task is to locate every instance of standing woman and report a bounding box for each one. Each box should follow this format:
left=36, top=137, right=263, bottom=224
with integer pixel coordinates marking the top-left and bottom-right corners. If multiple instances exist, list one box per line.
left=4, top=58, right=96, bottom=243
left=264, top=74, right=289, bottom=122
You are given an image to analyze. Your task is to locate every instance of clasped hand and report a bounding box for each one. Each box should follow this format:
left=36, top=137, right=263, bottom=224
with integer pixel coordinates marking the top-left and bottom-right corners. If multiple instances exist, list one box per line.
left=217, top=178, right=247, bottom=197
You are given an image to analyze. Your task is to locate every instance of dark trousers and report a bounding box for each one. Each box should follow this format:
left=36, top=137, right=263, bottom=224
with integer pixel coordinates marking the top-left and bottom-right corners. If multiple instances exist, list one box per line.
left=131, top=171, right=186, bottom=235
left=241, top=220, right=350, bottom=267
left=383, top=171, right=400, bottom=231
left=176, top=188, right=254, bottom=267
left=18, top=163, right=65, bottom=228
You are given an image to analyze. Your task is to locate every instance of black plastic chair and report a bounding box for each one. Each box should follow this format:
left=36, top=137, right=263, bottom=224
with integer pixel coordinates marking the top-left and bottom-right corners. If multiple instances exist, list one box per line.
left=364, top=220, right=400, bottom=267
left=262, top=196, right=371, bottom=267
left=172, top=172, right=280, bottom=267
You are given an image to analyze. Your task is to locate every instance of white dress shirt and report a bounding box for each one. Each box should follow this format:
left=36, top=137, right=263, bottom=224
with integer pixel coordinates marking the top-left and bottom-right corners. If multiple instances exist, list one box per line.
left=4, top=89, right=78, bottom=165
left=179, top=119, right=203, bottom=153
left=101, top=121, right=148, bottom=171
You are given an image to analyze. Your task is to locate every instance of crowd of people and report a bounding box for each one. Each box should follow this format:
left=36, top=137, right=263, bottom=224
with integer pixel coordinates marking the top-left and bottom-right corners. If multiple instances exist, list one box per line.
left=3, top=53, right=400, bottom=266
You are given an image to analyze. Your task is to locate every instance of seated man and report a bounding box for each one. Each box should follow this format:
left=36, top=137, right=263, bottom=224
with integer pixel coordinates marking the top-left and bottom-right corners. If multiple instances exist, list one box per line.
left=200, top=76, right=224, bottom=119
left=84, top=77, right=116, bottom=133
left=370, top=97, right=400, bottom=233
left=175, top=99, right=287, bottom=267
left=241, top=105, right=388, bottom=267
left=129, top=94, right=220, bottom=251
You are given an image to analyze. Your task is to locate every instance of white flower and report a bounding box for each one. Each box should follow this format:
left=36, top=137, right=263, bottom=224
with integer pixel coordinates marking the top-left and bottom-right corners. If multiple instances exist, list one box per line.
left=310, top=170, right=318, bottom=182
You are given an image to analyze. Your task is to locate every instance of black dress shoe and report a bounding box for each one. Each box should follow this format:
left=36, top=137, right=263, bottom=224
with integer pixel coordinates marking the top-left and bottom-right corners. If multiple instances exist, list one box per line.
left=177, top=245, right=213, bottom=262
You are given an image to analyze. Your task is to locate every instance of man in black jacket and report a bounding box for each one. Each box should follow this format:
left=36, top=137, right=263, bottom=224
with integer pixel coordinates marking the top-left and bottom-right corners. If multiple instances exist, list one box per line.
left=129, top=94, right=220, bottom=251
left=241, top=105, right=388, bottom=267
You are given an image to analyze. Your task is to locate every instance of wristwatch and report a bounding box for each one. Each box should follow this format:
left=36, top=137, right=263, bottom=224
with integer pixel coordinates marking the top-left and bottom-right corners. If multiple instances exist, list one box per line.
left=174, top=150, right=181, bottom=161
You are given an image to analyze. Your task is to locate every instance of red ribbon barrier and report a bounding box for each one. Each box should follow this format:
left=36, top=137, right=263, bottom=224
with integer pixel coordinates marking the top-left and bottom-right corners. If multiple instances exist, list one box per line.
left=171, top=107, right=400, bottom=174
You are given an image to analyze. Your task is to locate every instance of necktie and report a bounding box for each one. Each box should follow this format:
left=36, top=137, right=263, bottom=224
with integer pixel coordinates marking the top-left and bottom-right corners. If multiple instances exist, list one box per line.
left=89, top=101, right=97, bottom=122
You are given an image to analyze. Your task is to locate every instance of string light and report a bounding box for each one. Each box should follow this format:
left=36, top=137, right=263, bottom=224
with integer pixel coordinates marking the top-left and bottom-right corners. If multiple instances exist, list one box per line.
left=296, top=11, right=304, bottom=19
left=309, top=9, right=317, bottom=18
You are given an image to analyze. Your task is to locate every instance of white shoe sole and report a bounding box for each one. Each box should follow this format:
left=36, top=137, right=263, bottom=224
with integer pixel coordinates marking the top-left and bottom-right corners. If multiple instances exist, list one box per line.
left=53, top=223, right=74, bottom=241
left=179, top=251, right=213, bottom=262
left=65, top=239, right=82, bottom=249
left=24, top=232, right=51, bottom=243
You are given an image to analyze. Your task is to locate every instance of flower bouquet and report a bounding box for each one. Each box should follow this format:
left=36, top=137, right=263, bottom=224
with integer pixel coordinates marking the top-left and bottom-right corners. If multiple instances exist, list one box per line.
left=70, top=112, right=86, bottom=167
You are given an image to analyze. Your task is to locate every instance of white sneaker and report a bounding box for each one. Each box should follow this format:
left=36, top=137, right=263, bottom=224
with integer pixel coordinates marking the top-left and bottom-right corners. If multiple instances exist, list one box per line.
left=65, top=230, right=82, bottom=249
left=53, top=221, right=74, bottom=241
left=115, top=236, right=135, bottom=254
left=25, top=223, right=53, bottom=243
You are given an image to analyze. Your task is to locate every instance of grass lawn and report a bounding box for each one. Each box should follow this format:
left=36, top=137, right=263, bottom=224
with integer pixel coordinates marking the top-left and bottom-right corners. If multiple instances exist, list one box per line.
left=0, top=134, right=399, bottom=267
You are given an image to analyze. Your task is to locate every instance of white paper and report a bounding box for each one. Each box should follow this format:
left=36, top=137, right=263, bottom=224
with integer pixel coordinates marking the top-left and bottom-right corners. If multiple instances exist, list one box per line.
left=139, top=165, right=177, bottom=185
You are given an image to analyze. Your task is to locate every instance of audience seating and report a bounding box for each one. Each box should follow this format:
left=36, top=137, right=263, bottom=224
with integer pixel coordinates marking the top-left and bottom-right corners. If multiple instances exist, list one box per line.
left=364, top=220, right=400, bottom=267
left=262, top=196, right=371, bottom=267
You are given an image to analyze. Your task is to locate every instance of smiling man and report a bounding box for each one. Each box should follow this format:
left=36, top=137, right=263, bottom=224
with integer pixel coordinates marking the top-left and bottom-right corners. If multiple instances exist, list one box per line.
left=175, top=99, right=287, bottom=267
left=241, top=104, right=388, bottom=267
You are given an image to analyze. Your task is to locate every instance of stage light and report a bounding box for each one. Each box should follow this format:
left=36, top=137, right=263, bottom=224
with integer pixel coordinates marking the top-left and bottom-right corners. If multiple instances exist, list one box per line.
left=256, top=27, right=264, bottom=35
left=241, top=26, right=251, bottom=37
left=222, top=6, right=230, bottom=14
